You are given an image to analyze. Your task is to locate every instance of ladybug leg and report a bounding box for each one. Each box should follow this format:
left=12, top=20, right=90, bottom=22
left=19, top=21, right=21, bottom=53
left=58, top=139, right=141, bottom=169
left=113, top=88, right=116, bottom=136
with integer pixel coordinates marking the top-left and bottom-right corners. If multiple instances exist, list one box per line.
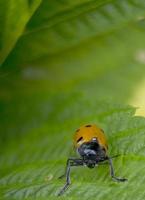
left=58, top=173, right=65, bottom=179
left=58, top=158, right=83, bottom=196
left=108, top=157, right=127, bottom=182
left=58, top=159, right=72, bottom=180
left=58, top=158, right=83, bottom=179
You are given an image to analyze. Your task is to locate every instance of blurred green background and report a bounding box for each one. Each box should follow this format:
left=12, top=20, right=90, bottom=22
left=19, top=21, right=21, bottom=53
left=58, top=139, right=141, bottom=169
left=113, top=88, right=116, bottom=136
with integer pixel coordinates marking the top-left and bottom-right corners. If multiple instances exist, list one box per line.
left=1, top=0, right=145, bottom=199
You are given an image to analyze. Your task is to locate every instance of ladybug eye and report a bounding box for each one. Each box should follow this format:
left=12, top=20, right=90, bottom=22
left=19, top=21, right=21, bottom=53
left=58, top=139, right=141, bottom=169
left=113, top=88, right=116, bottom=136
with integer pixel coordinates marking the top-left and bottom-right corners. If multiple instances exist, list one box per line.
left=77, top=137, right=83, bottom=143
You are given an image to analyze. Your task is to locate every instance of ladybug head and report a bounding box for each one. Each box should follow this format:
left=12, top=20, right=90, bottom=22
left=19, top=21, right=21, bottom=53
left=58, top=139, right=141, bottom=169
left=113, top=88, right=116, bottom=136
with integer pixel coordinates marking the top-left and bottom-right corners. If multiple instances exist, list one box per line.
left=77, top=137, right=106, bottom=165
left=78, top=138, right=99, bottom=158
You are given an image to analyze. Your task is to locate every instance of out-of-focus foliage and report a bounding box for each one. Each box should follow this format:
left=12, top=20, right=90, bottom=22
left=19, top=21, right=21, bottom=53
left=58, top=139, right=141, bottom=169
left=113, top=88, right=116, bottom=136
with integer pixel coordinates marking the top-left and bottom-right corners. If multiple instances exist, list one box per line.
left=0, top=0, right=42, bottom=64
left=1, top=0, right=145, bottom=199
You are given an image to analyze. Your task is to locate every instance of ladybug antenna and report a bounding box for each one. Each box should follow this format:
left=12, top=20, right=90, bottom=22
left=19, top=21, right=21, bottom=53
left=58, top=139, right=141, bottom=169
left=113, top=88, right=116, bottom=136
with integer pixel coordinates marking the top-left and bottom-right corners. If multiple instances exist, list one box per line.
left=111, top=154, right=121, bottom=159
left=111, top=154, right=126, bottom=159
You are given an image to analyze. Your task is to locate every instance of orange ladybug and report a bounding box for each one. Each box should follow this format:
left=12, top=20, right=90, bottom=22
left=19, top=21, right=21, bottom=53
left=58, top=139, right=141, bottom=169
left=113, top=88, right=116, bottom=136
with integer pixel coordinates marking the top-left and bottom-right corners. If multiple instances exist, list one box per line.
left=58, top=124, right=127, bottom=196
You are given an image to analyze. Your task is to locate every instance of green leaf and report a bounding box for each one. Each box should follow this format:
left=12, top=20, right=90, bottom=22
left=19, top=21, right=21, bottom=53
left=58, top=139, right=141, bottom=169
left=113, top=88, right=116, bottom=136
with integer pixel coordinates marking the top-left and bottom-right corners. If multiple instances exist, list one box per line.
left=2, top=0, right=145, bottom=66
left=1, top=99, right=145, bottom=200
left=0, top=0, right=42, bottom=65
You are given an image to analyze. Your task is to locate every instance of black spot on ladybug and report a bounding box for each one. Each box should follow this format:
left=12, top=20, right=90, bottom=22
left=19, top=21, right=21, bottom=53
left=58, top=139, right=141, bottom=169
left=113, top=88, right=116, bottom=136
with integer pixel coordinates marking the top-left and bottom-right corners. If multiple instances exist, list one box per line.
left=100, top=129, right=104, bottom=133
left=77, top=137, right=83, bottom=143
left=76, top=129, right=80, bottom=132
left=85, top=125, right=92, bottom=127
